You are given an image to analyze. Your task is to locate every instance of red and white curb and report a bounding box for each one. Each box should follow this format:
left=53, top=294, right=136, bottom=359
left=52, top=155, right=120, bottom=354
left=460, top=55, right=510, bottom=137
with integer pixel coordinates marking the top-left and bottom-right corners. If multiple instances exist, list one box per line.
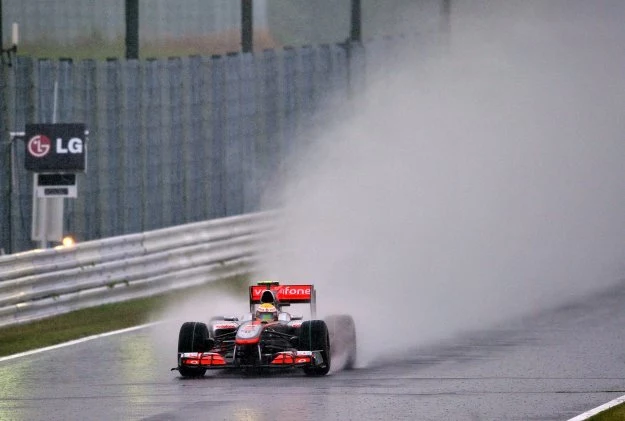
left=568, top=395, right=625, bottom=421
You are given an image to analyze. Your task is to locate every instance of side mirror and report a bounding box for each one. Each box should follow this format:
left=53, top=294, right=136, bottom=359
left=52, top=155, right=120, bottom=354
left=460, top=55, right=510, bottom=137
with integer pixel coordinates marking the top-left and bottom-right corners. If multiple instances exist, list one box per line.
left=291, top=314, right=303, bottom=320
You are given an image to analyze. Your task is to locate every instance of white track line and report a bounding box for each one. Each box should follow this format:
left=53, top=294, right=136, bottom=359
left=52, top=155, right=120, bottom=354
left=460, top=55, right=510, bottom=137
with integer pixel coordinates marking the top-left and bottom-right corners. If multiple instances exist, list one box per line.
left=0, top=322, right=160, bottom=363
left=568, top=395, right=625, bottom=421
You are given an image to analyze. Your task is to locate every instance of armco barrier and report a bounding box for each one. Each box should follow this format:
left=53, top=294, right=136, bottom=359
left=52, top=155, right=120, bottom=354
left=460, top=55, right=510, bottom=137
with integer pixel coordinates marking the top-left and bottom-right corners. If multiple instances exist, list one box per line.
left=0, top=212, right=273, bottom=328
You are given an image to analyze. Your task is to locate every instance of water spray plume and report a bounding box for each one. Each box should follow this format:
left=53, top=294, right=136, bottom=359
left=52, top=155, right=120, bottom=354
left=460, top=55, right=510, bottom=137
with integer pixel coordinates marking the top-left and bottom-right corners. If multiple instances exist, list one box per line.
left=258, top=0, right=625, bottom=367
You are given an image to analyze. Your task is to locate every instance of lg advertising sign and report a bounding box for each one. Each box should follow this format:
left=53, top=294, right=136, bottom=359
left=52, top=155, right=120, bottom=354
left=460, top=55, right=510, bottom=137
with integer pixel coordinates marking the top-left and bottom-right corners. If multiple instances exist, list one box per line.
left=24, top=123, right=87, bottom=172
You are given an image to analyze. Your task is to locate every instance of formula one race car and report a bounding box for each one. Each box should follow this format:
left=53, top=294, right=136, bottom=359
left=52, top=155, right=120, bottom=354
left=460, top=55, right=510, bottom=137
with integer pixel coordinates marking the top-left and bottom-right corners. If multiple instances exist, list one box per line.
left=172, top=281, right=356, bottom=377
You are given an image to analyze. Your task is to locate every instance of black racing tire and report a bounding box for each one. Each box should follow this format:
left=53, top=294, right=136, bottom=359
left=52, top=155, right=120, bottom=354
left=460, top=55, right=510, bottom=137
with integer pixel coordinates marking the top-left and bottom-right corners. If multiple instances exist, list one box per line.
left=325, top=314, right=357, bottom=370
left=299, top=320, right=331, bottom=376
left=177, top=321, right=209, bottom=378
left=178, top=365, right=206, bottom=378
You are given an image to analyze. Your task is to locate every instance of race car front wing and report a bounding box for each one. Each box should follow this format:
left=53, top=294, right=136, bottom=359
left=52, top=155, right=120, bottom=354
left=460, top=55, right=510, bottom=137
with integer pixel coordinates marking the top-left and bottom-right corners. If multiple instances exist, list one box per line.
left=172, top=350, right=325, bottom=371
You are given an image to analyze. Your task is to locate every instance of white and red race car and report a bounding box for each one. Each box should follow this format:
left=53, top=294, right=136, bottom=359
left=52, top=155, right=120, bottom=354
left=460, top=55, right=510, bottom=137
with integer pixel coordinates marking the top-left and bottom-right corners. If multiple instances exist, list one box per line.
left=172, top=281, right=356, bottom=377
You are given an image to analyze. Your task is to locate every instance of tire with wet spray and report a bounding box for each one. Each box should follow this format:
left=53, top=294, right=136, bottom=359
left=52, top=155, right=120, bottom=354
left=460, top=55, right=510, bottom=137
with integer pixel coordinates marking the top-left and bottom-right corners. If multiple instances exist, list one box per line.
left=177, top=322, right=209, bottom=377
left=299, top=320, right=331, bottom=376
left=325, top=314, right=357, bottom=369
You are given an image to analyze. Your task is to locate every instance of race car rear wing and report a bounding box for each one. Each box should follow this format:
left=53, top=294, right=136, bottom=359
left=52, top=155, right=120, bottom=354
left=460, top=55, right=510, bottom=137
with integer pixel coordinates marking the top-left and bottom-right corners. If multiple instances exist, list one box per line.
left=249, top=282, right=317, bottom=318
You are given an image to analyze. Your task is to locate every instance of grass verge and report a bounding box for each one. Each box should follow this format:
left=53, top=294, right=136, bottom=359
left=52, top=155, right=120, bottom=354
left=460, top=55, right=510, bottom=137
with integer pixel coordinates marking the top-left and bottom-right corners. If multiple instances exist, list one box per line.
left=0, top=276, right=248, bottom=358
left=586, top=402, right=625, bottom=421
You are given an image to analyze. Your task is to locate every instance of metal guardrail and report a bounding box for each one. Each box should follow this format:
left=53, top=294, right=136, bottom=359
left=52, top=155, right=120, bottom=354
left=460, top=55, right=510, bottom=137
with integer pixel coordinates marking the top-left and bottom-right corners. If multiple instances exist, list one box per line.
left=0, top=212, right=273, bottom=328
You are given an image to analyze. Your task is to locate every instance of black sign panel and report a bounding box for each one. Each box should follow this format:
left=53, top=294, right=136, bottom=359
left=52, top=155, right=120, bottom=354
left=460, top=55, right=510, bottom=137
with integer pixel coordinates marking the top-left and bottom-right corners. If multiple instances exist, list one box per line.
left=24, top=123, right=87, bottom=172
left=37, top=173, right=76, bottom=186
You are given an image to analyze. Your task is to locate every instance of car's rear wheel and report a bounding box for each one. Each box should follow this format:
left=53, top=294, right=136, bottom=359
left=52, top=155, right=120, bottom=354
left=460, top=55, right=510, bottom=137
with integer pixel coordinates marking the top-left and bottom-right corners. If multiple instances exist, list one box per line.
left=299, top=320, right=331, bottom=376
left=177, top=321, right=209, bottom=378
left=325, top=314, right=357, bottom=369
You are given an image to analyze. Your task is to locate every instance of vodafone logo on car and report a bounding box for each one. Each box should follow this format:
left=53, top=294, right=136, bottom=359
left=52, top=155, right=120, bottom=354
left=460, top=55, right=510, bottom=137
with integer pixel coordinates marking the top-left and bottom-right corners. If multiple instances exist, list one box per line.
left=250, top=284, right=313, bottom=302
left=251, top=286, right=311, bottom=297
left=27, top=134, right=52, bottom=157
left=280, top=286, right=311, bottom=296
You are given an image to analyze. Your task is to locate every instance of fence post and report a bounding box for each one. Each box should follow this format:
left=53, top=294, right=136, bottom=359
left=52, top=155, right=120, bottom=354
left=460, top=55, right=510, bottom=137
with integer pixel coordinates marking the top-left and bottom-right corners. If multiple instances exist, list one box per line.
left=350, top=0, right=362, bottom=44
left=125, top=0, right=139, bottom=59
left=241, top=0, right=253, bottom=53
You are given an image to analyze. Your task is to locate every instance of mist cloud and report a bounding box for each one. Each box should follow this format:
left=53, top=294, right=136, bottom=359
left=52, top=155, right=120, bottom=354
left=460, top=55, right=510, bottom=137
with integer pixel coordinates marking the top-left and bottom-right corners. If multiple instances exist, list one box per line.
left=258, top=0, right=625, bottom=366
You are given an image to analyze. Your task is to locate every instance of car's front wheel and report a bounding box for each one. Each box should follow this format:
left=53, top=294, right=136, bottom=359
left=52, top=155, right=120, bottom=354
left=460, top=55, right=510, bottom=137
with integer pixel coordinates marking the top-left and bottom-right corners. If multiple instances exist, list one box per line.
left=299, top=320, right=331, bottom=376
left=177, top=321, right=209, bottom=378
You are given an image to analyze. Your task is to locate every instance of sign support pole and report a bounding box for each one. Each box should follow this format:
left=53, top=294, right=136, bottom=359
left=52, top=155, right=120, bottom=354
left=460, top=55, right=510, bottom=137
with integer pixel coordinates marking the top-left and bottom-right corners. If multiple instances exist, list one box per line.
left=32, top=174, right=47, bottom=248
left=33, top=80, right=63, bottom=249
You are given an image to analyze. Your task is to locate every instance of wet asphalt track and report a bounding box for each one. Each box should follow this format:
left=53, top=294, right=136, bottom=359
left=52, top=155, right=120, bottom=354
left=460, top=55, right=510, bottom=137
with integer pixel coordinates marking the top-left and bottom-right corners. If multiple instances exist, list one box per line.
left=1, top=283, right=625, bottom=421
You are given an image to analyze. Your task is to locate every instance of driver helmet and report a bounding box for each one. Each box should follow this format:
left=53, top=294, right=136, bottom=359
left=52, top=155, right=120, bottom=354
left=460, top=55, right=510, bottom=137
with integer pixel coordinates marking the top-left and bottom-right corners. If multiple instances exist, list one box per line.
left=255, top=303, right=278, bottom=322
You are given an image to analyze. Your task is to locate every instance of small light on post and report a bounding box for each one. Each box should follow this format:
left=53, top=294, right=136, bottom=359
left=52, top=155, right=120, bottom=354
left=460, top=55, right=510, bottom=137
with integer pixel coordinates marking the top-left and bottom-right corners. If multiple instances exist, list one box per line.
left=61, top=236, right=76, bottom=247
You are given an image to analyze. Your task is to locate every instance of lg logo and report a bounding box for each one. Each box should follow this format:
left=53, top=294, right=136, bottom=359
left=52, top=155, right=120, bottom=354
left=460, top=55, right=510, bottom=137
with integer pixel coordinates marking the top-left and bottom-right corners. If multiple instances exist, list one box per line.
left=57, top=137, right=84, bottom=154
left=27, top=135, right=84, bottom=158
left=27, top=135, right=51, bottom=157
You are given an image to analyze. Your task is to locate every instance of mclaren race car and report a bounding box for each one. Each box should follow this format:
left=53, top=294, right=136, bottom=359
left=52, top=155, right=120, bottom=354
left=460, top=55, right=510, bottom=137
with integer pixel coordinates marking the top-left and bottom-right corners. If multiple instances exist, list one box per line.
left=172, top=281, right=356, bottom=377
